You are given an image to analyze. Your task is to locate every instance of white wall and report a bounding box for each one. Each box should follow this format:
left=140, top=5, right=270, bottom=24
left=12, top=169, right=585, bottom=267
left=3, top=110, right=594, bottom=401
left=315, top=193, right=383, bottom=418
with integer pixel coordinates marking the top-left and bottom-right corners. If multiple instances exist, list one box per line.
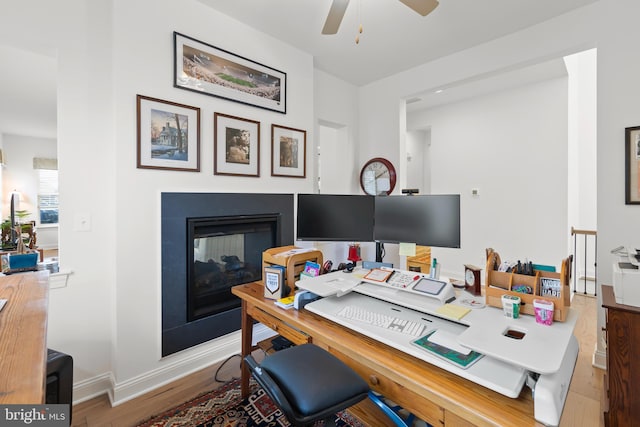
left=2, top=0, right=315, bottom=404
left=407, top=77, right=569, bottom=273
left=314, top=69, right=360, bottom=194
left=359, top=0, right=638, bottom=365
left=312, top=69, right=379, bottom=263
left=405, top=130, right=429, bottom=193
left=2, top=133, right=58, bottom=249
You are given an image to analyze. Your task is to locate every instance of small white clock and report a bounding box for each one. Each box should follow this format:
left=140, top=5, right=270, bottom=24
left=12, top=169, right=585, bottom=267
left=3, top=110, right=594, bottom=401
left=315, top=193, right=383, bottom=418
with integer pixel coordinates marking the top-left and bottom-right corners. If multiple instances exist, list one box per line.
left=464, top=264, right=482, bottom=296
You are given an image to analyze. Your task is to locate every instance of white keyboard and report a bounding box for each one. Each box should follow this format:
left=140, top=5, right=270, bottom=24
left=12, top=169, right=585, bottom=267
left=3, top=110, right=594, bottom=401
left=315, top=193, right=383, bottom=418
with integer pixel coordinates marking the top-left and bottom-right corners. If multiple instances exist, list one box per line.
left=0, top=299, right=6, bottom=312
left=337, top=305, right=426, bottom=337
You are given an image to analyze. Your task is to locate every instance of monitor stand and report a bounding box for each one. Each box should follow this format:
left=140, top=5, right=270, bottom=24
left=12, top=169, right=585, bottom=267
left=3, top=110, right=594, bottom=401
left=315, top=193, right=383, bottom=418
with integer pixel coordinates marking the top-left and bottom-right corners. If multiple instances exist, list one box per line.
left=375, top=241, right=384, bottom=263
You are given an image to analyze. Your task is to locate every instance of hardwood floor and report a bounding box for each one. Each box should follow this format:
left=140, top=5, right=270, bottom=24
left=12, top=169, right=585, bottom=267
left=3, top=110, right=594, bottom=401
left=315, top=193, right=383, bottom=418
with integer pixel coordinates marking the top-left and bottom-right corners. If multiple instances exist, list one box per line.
left=71, top=294, right=604, bottom=426
left=560, top=294, right=604, bottom=427
left=71, top=350, right=266, bottom=427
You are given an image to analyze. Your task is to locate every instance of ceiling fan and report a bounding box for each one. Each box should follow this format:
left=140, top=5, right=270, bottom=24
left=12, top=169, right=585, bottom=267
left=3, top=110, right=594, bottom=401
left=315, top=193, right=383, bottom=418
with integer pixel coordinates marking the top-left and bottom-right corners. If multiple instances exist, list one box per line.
left=321, top=0, right=439, bottom=35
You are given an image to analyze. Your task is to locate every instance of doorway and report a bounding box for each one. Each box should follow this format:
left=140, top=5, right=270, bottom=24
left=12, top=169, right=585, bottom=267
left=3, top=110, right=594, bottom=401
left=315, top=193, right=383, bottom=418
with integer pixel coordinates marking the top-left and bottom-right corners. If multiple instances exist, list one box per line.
left=0, top=45, right=59, bottom=258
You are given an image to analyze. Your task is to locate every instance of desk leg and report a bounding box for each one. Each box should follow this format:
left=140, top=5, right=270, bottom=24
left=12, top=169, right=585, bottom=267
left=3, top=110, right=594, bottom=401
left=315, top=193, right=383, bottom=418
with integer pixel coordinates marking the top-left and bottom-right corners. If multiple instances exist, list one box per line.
left=240, top=299, right=252, bottom=399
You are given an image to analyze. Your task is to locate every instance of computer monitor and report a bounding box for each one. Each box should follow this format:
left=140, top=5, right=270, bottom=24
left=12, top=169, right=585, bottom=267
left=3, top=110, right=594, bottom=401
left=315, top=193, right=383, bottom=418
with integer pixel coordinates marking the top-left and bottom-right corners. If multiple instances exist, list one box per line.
left=374, top=194, right=461, bottom=248
left=296, top=194, right=375, bottom=242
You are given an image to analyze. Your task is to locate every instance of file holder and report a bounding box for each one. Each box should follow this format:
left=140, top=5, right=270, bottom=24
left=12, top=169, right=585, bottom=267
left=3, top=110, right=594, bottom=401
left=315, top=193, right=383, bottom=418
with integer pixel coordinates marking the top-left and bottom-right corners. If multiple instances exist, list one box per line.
left=262, top=246, right=323, bottom=298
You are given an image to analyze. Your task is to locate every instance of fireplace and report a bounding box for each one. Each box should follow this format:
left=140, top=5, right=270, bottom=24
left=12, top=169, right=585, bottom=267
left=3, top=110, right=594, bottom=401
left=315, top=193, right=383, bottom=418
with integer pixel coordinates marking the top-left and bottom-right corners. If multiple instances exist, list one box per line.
left=187, top=214, right=279, bottom=321
left=162, top=193, right=294, bottom=356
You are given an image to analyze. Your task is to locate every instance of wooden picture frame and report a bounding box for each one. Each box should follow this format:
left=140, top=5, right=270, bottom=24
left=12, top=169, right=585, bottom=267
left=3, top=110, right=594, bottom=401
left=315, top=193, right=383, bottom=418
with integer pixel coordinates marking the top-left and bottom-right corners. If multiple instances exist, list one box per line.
left=625, top=126, right=640, bottom=204
left=174, top=32, right=286, bottom=114
left=136, top=95, right=200, bottom=172
left=214, top=112, right=260, bottom=177
left=271, top=124, right=306, bottom=178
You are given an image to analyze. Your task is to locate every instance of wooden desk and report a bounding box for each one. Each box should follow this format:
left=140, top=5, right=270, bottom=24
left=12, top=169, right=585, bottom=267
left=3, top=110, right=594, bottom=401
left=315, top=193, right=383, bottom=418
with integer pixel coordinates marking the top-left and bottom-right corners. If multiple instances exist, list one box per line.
left=233, top=282, right=542, bottom=427
left=0, top=271, right=49, bottom=403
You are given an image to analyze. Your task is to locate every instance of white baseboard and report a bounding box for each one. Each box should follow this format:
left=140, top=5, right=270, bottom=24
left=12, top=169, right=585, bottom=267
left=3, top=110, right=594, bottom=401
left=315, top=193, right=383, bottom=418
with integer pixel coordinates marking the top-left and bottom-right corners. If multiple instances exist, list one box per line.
left=592, top=345, right=607, bottom=370
left=72, top=373, right=114, bottom=405
left=71, top=324, right=279, bottom=406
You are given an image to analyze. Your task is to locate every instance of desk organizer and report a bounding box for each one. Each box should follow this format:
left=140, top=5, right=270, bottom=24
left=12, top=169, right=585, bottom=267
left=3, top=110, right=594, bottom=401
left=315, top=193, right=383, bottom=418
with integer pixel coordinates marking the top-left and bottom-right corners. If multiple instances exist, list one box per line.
left=485, top=249, right=571, bottom=322
left=262, top=246, right=323, bottom=297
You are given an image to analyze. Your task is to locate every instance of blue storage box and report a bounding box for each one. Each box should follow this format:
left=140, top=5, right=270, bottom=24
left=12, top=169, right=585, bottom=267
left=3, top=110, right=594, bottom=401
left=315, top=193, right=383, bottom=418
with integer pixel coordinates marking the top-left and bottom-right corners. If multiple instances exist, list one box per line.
left=9, top=252, right=39, bottom=269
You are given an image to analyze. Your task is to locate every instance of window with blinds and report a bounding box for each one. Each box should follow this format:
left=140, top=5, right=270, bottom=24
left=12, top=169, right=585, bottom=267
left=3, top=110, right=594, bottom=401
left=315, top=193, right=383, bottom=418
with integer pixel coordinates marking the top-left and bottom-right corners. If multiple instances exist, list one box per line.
left=38, top=169, right=59, bottom=225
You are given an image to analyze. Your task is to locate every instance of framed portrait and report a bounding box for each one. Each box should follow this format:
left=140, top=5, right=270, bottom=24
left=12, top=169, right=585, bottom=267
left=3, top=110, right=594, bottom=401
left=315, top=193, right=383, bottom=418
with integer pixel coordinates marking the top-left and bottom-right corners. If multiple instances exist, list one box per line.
left=214, top=112, right=260, bottom=177
left=271, top=124, right=306, bottom=178
left=136, top=95, right=200, bottom=172
left=174, top=32, right=287, bottom=114
left=625, top=126, right=640, bottom=204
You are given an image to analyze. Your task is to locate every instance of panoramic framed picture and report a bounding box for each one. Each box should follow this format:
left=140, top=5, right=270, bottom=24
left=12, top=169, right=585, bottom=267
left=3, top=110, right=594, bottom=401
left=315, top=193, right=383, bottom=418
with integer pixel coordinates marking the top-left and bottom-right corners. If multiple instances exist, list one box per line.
left=214, top=112, right=260, bottom=177
left=136, top=95, right=200, bottom=172
left=271, top=124, right=306, bottom=178
left=174, top=32, right=287, bottom=114
left=626, top=125, right=640, bottom=204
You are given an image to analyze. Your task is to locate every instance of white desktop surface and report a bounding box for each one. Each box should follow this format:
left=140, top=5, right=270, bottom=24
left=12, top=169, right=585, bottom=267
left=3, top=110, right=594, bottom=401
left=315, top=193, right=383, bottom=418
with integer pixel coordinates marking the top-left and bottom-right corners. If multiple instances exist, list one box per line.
left=297, top=268, right=577, bottom=375
left=456, top=300, right=577, bottom=374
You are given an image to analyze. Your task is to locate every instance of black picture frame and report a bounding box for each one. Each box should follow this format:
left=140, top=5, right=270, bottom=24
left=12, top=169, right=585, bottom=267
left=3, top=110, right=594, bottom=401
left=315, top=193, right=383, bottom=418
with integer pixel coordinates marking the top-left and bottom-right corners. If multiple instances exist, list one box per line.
left=173, top=32, right=286, bottom=114
left=625, top=126, right=640, bottom=204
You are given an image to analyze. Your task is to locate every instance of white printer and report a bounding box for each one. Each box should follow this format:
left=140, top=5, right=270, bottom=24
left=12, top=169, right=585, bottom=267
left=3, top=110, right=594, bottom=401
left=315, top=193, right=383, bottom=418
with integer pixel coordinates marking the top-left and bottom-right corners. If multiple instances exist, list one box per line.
left=612, top=247, right=640, bottom=307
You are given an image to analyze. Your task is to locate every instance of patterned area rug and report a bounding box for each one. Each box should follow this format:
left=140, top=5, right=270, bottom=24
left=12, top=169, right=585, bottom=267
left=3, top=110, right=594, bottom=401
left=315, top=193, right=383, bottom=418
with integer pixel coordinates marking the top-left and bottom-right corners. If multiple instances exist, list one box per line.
left=136, top=378, right=365, bottom=427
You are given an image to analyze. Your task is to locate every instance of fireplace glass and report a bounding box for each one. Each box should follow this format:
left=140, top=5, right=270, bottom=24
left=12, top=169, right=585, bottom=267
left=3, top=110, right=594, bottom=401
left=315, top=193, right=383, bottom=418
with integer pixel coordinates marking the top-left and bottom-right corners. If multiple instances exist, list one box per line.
left=187, top=214, right=279, bottom=321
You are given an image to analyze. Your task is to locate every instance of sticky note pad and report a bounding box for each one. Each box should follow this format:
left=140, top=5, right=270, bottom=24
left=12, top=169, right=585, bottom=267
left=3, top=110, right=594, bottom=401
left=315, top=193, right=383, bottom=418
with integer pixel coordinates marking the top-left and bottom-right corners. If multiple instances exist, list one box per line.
left=399, top=242, right=417, bottom=256
left=435, top=304, right=471, bottom=320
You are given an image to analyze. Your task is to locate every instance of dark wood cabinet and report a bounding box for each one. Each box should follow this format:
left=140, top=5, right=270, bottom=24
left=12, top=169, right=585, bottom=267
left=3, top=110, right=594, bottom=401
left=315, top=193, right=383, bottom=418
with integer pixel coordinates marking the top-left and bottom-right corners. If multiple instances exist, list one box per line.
left=602, top=285, right=640, bottom=426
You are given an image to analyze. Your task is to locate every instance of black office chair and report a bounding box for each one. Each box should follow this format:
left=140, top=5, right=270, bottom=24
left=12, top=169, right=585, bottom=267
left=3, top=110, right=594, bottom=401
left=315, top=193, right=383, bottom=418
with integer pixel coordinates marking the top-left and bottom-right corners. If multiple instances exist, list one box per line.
left=244, top=343, right=410, bottom=427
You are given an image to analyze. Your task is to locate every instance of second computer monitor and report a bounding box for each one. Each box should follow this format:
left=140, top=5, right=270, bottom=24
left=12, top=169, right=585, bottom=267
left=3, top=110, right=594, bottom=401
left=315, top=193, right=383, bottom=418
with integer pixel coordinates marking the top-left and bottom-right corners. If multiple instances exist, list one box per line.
left=374, top=194, right=461, bottom=248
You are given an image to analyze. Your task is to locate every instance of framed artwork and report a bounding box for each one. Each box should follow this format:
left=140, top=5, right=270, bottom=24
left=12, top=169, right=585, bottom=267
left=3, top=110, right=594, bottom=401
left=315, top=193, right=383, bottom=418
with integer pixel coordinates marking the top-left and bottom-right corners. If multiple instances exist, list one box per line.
left=136, top=95, right=200, bottom=172
left=625, top=126, right=640, bottom=204
left=174, top=32, right=287, bottom=114
left=214, top=112, right=260, bottom=177
left=271, top=124, right=306, bottom=178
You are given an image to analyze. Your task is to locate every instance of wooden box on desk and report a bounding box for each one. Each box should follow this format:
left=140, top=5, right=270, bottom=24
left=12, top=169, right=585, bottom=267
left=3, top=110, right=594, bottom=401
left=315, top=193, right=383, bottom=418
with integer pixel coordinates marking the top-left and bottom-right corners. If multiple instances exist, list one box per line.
left=262, top=246, right=323, bottom=298
left=484, top=249, right=571, bottom=322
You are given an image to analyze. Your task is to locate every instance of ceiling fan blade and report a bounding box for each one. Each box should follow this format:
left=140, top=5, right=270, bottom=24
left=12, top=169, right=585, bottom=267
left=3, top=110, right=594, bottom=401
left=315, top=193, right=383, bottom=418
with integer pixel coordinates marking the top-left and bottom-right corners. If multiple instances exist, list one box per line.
left=322, top=0, right=350, bottom=35
left=398, top=0, right=439, bottom=16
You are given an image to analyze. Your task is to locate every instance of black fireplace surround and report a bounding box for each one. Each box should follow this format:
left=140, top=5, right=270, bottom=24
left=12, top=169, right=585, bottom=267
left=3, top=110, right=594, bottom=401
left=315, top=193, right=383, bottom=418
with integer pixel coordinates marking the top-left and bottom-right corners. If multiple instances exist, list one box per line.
left=161, top=192, right=294, bottom=356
